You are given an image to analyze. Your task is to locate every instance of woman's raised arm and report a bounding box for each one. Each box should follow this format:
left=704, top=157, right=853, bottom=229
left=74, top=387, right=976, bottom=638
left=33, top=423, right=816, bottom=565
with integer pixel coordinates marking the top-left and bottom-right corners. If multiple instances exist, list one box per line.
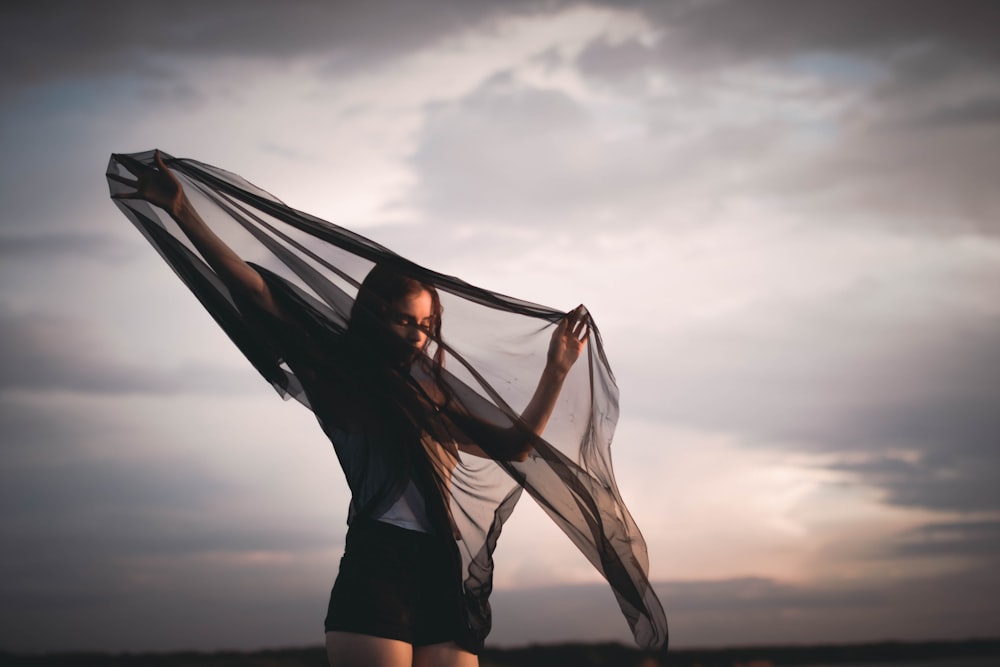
left=111, top=151, right=282, bottom=317
left=448, top=305, right=589, bottom=461
left=521, top=304, right=589, bottom=434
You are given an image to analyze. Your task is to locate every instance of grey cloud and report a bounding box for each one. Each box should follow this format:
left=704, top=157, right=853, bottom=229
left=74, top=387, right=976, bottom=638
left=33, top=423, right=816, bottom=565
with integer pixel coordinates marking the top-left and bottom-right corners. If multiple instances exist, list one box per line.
left=3, top=464, right=336, bottom=559
left=0, top=389, right=335, bottom=654
left=490, top=567, right=1000, bottom=647
left=575, top=37, right=661, bottom=93
left=888, top=520, right=1000, bottom=559
left=2, top=456, right=230, bottom=519
left=408, top=75, right=594, bottom=225
left=10, top=1, right=997, bottom=99
left=0, top=421, right=340, bottom=651
left=2, top=503, right=334, bottom=653
left=911, top=97, right=1000, bottom=129
left=0, top=398, right=235, bottom=524
left=639, top=0, right=1000, bottom=72
left=0, top=308, right=259, bottom=395
left=0, top=0, right=566, bottom=98
left=527, top=46, right=567, bottom=75
left=569, top=4, right=1000, bottom=236
left=658, top=577, right=879, bottom=612
left=629, top=294, right=1000, bottom=450
left=410, top=44, right=1000, bottom=242
left=578, top=1, right=1000, bottom=87
left=0, top=231, right=134, bottom=263
left=760, top=104, right=1000, bottom=234
left=832, top=455, right=1000, bottom=513
left=493, top=577, right=873, bottom=645
left=0, top=398, right=119, bottom=474
left=620, top=287, right=1000, bottom=512
left=406, top=75, right=752, bottom=229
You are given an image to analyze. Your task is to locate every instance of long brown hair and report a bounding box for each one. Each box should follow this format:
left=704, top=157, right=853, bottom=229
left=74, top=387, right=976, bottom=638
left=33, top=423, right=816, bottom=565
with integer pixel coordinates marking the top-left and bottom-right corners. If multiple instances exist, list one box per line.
left=342, top=264, right=452, bottom=524
left=347, top=262, right=447, bottom=388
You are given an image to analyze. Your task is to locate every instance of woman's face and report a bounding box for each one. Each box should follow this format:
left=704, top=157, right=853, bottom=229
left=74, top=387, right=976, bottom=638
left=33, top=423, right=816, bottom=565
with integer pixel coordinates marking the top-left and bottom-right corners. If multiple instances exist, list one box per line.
left=386, top=289, right=434, bottom=357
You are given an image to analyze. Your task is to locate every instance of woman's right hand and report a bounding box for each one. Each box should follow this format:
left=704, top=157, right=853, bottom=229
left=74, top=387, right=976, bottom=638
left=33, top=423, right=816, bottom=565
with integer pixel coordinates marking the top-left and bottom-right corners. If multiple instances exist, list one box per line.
left=110, top=150, right=189, bottom=218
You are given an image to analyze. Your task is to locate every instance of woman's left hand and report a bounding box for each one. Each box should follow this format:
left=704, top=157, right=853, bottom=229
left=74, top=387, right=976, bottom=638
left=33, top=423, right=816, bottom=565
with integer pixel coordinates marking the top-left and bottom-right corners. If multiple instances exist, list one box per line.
left=547, top=305, right=589, bottom=376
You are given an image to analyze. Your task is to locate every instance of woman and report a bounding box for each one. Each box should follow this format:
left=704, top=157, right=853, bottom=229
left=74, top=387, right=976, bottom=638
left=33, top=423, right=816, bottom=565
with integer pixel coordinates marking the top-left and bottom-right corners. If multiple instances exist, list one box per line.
left=107, top=150, right=667, bottom=666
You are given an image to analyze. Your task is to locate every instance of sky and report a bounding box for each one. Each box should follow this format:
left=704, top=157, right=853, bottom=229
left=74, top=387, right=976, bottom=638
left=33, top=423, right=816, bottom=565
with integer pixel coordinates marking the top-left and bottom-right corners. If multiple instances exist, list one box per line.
left=2, top=0, right=999, bottom=654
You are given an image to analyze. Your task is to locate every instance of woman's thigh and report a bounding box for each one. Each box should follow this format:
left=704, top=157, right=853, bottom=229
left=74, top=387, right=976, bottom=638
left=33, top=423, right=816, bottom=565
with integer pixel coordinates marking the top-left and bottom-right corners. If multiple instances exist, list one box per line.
left=325, top=630, right=412, bottom=667
left=413, top=641, right=479, bottom=667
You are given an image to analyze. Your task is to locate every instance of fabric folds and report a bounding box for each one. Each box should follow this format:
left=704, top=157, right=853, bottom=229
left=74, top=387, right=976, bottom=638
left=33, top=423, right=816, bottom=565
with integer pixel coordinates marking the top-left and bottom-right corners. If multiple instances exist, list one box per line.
left=106, top=149, right=667, bottom=650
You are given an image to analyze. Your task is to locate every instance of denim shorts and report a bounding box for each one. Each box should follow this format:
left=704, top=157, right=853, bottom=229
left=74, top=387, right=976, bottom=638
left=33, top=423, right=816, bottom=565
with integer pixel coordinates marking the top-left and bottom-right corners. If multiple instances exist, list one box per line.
left=324, top=517, right=475, bottom=652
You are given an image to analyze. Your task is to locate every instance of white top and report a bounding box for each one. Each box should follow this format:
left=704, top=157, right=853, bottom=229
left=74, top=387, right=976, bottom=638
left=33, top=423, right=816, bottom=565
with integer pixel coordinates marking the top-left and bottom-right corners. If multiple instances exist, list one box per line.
left=376, top=478, right=433, bottom=533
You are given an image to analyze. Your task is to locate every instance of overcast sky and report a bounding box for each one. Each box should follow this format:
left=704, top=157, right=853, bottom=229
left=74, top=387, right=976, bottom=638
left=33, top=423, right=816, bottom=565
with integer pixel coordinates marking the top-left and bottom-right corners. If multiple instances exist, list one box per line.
left=2, top=0, right=999, bottom=654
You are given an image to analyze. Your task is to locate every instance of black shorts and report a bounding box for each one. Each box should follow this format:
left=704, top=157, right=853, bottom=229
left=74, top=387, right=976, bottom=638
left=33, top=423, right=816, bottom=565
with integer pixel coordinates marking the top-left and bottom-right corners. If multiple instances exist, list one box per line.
left=324, top=517, right=475, bottom=652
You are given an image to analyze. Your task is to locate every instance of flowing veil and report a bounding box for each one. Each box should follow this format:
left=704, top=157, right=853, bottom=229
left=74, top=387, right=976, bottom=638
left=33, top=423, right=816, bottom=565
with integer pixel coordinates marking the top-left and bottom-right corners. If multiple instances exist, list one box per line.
left=107, top=149, right=667, bottom=650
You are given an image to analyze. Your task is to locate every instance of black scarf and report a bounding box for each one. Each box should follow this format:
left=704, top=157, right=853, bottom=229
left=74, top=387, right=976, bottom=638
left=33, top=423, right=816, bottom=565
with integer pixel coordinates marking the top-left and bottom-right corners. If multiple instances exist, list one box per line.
left=107, top=149, right=667, bottom=650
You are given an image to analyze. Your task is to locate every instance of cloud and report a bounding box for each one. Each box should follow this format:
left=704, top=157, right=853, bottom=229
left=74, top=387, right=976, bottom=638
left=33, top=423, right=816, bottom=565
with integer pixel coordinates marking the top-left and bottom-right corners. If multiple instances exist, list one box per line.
left=615, top=265, right=1000, bottom=512
left=0, top=391, right=344, bottom=652
left=912, top=96, right=1000, bottom=129
left=405, top=73, right=775, bottom=232
left=488, top=567, right=1000, bottom=647
left=569, top=3, right=1000, bottom=236
left=407, top=73, right=604, bottom=227
left=0, top=471, right=337, bottom=651
left=887, top=520, right=1000, bottom=559
left=0, top=307, right=256, bottom=395
left=831, top=456, right=1000, bottom=514
left=9, top=0, right=997, bottom=101
left=761, top=107, right=1000, bottom=235
left=0, top=0, right=566, bottom=99
left=0, top=455, right=335, bottom=556
left=403, top=16, right=1000, bottom=244
left=0, top=231, right=134, bottom=263
left=636, top=0, right=1000, bottom=71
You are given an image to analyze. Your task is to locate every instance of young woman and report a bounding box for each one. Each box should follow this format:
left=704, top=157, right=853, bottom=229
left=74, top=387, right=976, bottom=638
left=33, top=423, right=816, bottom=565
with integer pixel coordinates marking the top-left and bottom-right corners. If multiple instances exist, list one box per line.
left=108, top=150, right=667, bottom=666
left=111, top=151, right=590, bottom=666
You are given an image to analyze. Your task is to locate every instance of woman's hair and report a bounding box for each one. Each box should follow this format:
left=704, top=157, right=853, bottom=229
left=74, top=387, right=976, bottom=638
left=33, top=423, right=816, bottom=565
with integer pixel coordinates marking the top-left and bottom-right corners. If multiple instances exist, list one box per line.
left=344, top=264, right=450, bottom=519
left=348, top=263, right=446, bottom=373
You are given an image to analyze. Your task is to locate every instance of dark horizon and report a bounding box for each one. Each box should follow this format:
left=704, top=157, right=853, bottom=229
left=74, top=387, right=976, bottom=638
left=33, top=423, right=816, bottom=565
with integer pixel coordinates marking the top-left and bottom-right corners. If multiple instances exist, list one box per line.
left=5, top=637, right=1000, bottom=667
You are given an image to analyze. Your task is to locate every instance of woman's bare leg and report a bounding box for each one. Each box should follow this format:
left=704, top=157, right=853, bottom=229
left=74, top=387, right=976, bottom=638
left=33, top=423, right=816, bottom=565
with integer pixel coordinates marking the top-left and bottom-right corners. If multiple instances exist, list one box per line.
left=326, top=631, right=412, bottom=667
left=413, top=641, right=479, bottom=667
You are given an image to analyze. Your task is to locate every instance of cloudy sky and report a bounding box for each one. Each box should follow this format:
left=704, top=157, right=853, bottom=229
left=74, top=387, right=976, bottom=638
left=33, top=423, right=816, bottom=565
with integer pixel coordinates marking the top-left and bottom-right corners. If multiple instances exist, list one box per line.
left=2, top=0, right=999, bottom=654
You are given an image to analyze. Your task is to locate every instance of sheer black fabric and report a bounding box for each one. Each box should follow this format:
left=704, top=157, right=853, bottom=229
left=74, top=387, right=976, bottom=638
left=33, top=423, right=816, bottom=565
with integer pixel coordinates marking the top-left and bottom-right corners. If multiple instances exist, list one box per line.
left=106, top=150, right=667, bottom=650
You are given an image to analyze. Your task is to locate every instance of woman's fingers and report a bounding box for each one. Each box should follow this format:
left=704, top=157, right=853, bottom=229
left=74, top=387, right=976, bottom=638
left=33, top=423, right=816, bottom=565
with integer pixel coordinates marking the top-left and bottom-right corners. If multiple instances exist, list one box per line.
left=572, top=305, right=588, bottom=342
left=154, top=149, right=172, bottom=174
left=548, top=306, right=589, bottom=370
left=560, top=305, right=589, bottom=343
left=554, top=312, right=570, bottom=335
left=110, top=151, right=183, bottom=212
left=154, top=150, right=183, bottom=192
